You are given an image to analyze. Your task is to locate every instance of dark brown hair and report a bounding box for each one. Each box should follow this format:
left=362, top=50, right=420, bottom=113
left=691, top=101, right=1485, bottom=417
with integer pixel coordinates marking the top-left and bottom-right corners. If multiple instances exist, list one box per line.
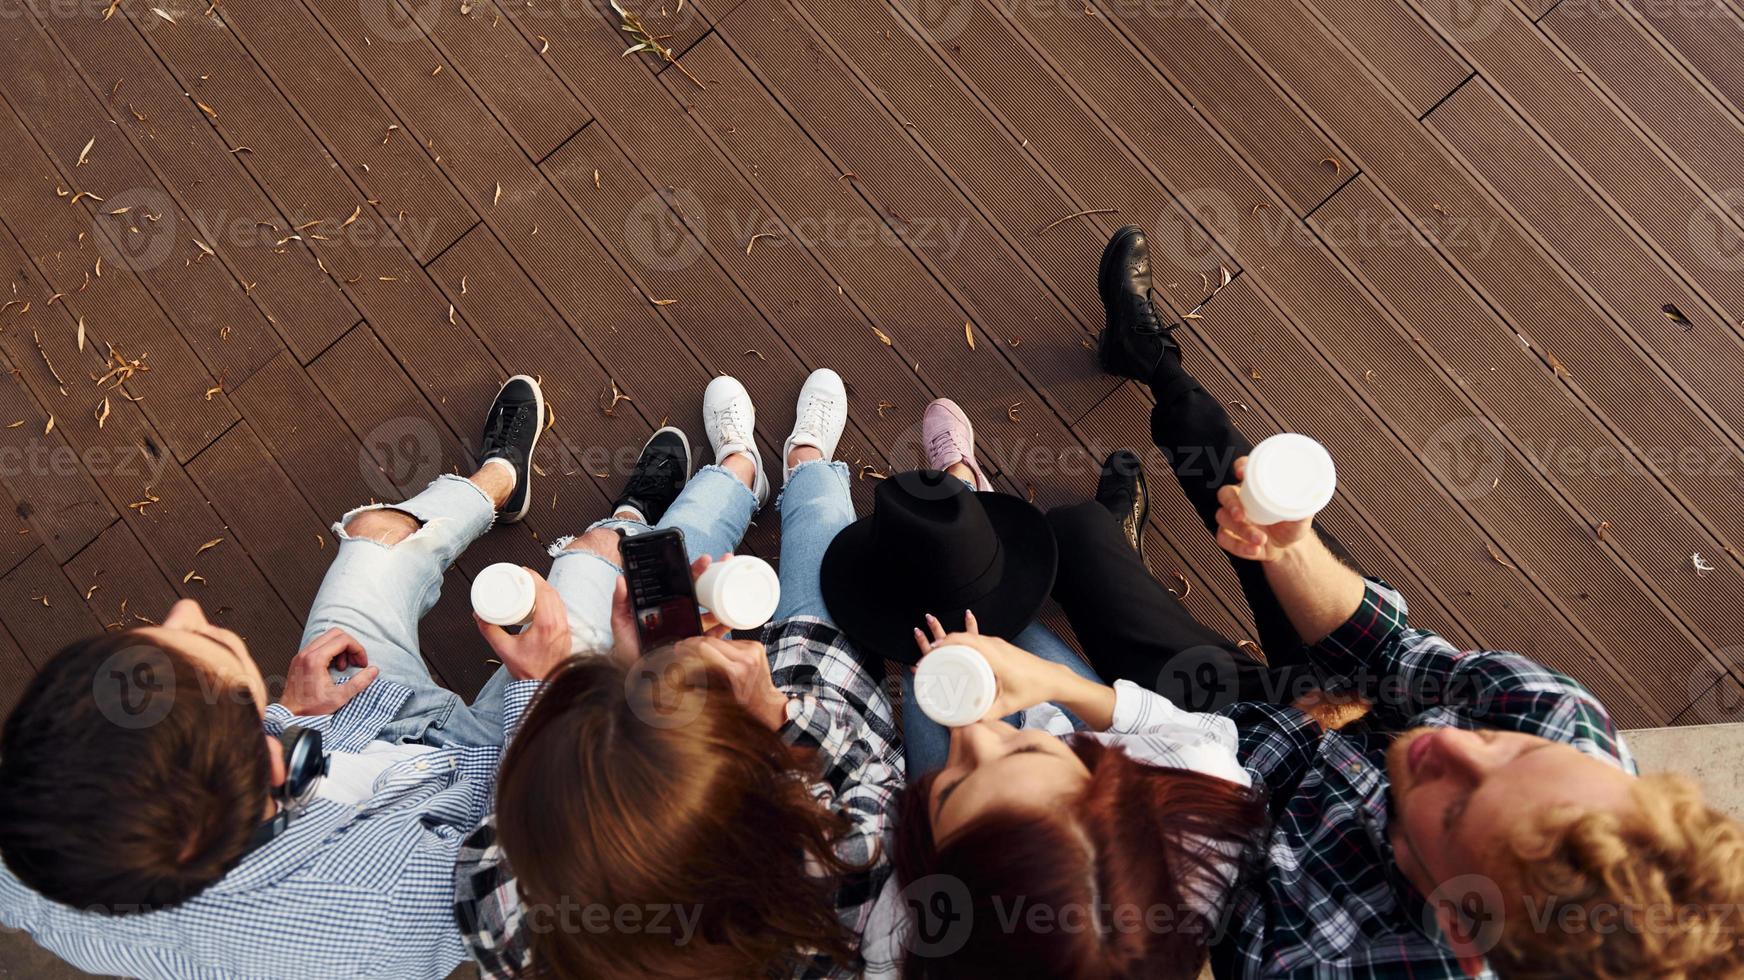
left=495, top=652, right=863, bottom=978
left=0, top=631, right=270, bottom=913
left=890, top=738, right=1265, bottom=979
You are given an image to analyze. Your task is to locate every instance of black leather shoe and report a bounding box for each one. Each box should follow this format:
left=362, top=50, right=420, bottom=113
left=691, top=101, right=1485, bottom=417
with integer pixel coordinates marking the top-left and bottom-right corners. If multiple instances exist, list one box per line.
left=1095, top=449, right=1149, bottom=561
left=1096, top=226, right=1180, bottom=382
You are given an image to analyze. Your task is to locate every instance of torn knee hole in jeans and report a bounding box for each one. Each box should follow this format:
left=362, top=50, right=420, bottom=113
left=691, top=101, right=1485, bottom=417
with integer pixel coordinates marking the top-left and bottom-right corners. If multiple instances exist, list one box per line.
left=335, top=504, right=440, bottom=549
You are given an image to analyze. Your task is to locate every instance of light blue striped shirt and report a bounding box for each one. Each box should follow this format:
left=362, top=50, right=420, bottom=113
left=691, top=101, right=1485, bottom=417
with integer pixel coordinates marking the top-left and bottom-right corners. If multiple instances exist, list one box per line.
left=0, top=677, right=537, bottom=979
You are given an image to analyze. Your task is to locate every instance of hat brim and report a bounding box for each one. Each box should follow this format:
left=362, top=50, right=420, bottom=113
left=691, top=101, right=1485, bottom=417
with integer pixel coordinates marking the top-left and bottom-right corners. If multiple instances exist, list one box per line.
left=820, top=492, right=1058, bottom=664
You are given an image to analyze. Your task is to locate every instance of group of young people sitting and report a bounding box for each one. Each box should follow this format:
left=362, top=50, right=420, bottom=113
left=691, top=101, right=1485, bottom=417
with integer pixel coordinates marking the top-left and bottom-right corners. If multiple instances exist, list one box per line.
left=0, top=228, right=1739, bottom=979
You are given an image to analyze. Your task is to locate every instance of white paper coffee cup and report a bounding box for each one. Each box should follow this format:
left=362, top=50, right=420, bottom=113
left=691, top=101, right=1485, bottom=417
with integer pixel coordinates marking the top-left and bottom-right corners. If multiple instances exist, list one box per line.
left=1238, top=433, right=1337, bottom=526
left=694, top=556, right=781, bottom=631
left=914, top=645, right=998, bottom=727
left=472, top=562, right=537, bottom=626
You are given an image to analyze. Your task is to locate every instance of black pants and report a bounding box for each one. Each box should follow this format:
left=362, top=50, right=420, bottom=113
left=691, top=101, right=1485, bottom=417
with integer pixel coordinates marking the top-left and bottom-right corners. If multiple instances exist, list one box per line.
left=1047, top=358, right=1342, bottom=710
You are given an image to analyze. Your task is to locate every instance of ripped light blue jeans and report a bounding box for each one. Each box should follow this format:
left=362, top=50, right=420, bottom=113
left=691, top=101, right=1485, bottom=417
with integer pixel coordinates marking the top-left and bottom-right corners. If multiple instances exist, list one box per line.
left=304, top=474, right=512, bottom=748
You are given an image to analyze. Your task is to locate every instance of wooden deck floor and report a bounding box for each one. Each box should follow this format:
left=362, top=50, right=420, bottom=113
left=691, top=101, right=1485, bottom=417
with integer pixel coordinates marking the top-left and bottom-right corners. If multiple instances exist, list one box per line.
left=1, top=0, right=1742, bottom=728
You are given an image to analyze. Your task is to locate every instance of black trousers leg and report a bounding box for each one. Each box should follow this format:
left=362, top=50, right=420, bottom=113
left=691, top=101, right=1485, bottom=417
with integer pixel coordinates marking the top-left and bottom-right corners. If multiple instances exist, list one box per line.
left=1046, top=502, right=1316, bottom=710
left=1145, top=359, right=1312, bottom=665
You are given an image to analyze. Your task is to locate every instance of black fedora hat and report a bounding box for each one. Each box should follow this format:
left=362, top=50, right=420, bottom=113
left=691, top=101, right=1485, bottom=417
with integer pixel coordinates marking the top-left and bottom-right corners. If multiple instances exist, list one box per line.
left=821, top=470, right=1058, bottom=664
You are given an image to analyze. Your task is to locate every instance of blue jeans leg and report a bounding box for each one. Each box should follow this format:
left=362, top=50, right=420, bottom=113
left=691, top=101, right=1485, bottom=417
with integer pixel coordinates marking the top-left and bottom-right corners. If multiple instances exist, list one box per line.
left=900, top=623, right=1104, bottom=778
left=550, top=465, right=760, bottom=650
left=773, top=460, right=854, bottom=623
left=303, top=474, right=506, bottom=748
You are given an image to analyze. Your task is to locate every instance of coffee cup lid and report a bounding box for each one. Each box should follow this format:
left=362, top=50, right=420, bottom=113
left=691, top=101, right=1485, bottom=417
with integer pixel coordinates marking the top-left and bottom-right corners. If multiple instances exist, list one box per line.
left=914, top=645, right=997, bottom=727
left=1245, top=433, right=1337, bottom=520
left=709, top=558, right=781, bottom=630
left=472, top=563, right=535, bottom=626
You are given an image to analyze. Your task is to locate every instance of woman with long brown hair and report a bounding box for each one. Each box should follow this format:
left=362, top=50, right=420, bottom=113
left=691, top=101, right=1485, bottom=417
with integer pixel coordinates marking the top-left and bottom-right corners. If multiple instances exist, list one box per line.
left=454, top=370, right=903, bottom=979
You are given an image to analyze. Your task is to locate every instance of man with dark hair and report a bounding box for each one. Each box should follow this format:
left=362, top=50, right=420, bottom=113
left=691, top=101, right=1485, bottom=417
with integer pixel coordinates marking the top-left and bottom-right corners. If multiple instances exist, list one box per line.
left=0, top=377, right=578, bottom=978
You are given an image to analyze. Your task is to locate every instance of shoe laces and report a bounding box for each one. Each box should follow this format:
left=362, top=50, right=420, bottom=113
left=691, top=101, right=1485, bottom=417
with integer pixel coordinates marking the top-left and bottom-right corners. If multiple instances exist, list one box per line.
left=482, top=401, right=532, bottom=454
left=713, top=401, right=752, bottom=447
left=796, top=393, right=834, bottom=438
left=927, top=427, right=968, bottom=465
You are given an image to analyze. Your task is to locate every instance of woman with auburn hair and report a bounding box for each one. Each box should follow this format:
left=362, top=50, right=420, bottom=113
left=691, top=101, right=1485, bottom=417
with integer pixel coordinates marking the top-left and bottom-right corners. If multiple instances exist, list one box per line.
left=864, top=625, right=1267, bottom=980
left=454, top=370, right=902, bottom=979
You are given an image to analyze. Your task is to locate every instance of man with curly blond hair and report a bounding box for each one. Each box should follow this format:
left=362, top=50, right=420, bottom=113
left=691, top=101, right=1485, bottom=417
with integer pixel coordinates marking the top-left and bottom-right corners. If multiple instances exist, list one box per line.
left=1091, top=224, right=1744, bottom=977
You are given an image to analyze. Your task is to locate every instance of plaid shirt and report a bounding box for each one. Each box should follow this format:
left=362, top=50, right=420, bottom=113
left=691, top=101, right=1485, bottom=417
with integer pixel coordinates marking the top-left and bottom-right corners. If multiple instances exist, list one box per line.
left=1218, top=579, right=1635, bottom=978
left=453, top=616, right=903, bottom=979
left=0, top=677, right=538, bottom=980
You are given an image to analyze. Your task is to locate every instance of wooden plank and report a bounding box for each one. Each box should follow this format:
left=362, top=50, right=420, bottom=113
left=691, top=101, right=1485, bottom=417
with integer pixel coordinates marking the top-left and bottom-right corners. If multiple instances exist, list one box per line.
left=0, top=103, right=240, bottom=463
left=1288, top=0, right=1472, bottom=116
left=1539, top=0, right=1744, bottom=207
left=1609, top=0, right=1744, bottom=119
left=60, top=520, right=183, bottom=637
left=0, top=360, right=113, bottom=572
left=0, top=10, right=295, bottom=382
left=365, top=1, right=593, bottom=162
left=1398, top=0, right=1744, bottom=319
left=13, top=0, right=357, bottom=361
left=0, top=547, right=102, bottom=667
left=137, top=0, right=477, bottom=265
left=185, top=422, right=333, bottom=619
left=229, top=349, right=381, bottom=523
left=0, top=624, right=35, bottom=721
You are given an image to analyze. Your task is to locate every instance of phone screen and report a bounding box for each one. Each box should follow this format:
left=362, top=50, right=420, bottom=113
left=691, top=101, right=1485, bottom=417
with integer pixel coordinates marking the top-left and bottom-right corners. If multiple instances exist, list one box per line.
left=621, top=528, right=703, bottom=649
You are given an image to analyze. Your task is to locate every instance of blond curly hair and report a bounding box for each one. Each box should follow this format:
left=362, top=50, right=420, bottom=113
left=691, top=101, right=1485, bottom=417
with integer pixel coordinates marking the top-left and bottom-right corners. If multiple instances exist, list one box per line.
left=1490, top=772, right=1744, bottom=979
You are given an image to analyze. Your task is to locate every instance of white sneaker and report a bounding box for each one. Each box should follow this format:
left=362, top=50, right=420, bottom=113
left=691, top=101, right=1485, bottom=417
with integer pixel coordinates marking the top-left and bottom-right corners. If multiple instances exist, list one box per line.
left=783, top=368, right=848, bottom=481
left=702, top=375, right=769, bottom=507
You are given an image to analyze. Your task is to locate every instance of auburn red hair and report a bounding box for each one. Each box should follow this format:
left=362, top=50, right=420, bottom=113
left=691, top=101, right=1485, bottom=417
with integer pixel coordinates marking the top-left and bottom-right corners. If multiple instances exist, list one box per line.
left=890, top=737, right=1264, bottom=979
left=495, top=651, right=864, bottom=978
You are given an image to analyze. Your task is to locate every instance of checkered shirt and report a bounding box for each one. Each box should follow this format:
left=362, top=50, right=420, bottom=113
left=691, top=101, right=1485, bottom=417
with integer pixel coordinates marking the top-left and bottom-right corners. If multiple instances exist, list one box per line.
left=453, top=616, right=903, bottom=979
left=1217, top=579, right=1635, bottom=978
left=0, top=677, right=539, bottom=979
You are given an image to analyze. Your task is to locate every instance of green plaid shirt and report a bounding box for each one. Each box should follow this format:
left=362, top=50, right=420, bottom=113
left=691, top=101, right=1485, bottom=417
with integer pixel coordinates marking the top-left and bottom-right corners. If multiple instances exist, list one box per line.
left=1218, top=579, right=1635, bottom=978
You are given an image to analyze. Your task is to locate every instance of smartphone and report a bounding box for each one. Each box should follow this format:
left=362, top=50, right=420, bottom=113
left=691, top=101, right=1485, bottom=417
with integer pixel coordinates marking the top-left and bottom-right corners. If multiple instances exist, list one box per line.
left=620, top=527, right=704, bottom=649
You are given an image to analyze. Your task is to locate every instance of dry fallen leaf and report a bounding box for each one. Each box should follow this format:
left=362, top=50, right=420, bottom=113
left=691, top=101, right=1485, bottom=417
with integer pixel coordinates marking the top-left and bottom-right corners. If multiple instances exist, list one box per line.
left=872, top=326, right=893, bottom=346
left=965, top=321, right=976, bottom=350
left=76, top=136, right=95, bottom=167
left=1486, top=544, right=1518, bottom=571
left=196, top=537, right=224, bottom=555
left=1693, top=553, right=1716, bottom=577
left=1662, top=304, right=1693, bottom=330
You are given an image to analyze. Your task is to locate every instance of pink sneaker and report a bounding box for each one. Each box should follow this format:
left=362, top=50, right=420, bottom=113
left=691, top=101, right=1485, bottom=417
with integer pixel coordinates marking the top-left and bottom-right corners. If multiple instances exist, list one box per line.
left=922, top=398, right=993, bottom=491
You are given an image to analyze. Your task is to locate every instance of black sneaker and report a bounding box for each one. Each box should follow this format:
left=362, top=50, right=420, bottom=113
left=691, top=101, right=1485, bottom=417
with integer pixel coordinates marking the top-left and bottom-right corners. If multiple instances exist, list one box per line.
left=1095, top=449, right=1149, bottom=561
left=1096, top=226, right=1182, bottom=382
left=479, top=375, right=545, bottom=523
left=613, top=427, right=692, bottom=524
